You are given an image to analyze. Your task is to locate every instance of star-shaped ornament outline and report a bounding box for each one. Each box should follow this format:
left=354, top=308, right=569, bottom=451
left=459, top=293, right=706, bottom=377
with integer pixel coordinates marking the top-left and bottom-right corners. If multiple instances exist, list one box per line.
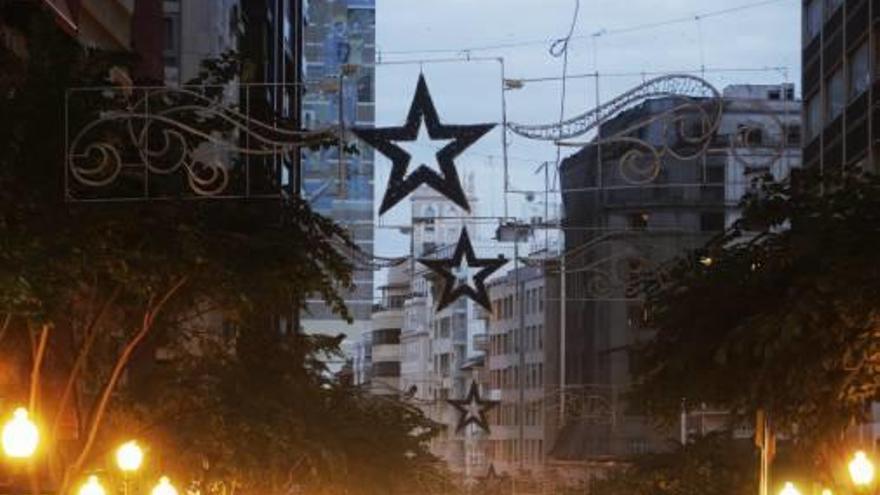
left=418, top=228, right=508, bottom=312
left=447, top=380, right=499, bottom=434
left=352, top=74, right=496, bottom=215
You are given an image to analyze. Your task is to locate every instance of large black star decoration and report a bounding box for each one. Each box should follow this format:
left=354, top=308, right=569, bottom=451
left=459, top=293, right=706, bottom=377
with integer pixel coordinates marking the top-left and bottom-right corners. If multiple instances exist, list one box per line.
left=418, top=228, right=507, bottom=312
left=447, top=380, right=498, bottom=434
left=351, top=74, right=495, bottom=215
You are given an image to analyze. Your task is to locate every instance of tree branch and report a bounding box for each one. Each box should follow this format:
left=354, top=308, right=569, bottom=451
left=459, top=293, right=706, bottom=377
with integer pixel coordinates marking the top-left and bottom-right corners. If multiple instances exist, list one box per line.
left=0, top=313, right=13, bottom=347
left=49, top=285, right=122, bottom=445
left=28, top=324, right=50, bottom=413
left=60, top=277, right=188, bottom=495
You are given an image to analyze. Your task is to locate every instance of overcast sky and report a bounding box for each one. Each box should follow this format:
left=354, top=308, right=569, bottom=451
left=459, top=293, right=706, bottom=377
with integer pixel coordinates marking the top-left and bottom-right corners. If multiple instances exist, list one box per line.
left=370, top=0, right=801, bottom=284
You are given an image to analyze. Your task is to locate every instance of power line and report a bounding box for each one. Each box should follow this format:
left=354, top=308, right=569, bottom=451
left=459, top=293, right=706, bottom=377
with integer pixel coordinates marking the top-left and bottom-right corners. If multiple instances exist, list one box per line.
left=380, top=0, right=791, bottom=57
left=507, top=66, right=790, bottom=84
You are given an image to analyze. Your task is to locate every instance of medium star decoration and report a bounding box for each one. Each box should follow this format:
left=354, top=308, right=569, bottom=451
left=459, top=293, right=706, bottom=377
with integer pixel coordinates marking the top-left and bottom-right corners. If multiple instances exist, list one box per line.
left=418, top=228, right=507, bottom=312
left=352, top=74, right=495, bottom=215
left=447, top=381, right=499, bottom=434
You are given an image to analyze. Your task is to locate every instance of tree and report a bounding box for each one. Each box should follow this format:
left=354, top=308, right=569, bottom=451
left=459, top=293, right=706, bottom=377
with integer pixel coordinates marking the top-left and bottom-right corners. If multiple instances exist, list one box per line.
left=589, top=433, right=756, bottom=495
left=106, top=320, right=444, bottom=495
left=0, top=4, right=441, bottom=494
left=632, top=166, right=880, bottom=463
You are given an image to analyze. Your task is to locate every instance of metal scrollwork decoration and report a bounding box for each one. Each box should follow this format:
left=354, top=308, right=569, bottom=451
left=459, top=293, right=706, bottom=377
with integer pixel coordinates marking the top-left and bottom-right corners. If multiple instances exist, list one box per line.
left=66, top=85, right=337, bottom=201
left=564, top=236, right=657, bottom=300
left=509, top=74, right=724, bottom=187
left=508, top=74, right=723, bottom=142
left=545, top=385, right=617, bottom=427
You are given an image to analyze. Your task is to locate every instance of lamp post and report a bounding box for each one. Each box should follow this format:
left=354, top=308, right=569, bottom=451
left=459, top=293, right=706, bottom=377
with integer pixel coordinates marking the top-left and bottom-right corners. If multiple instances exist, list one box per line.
left=850, top=450, right=875, bottom=488
left=2, top=407, right=39, bottom=459
left=78, top=475, right=107, bottom=495
left=116, top=440, right=144, bottom=495
left=779, top=482, right=801, bottom=495
left=151, top=476, right=178, bottom=495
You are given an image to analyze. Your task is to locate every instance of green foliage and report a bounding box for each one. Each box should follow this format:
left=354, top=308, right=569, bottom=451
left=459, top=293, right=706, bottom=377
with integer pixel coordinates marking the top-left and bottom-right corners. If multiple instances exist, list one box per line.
left=112, top=322, right=444, bottom=495
left=633, top=166, right=880, bottom=454
left=590, top=433, right=756, bottom=495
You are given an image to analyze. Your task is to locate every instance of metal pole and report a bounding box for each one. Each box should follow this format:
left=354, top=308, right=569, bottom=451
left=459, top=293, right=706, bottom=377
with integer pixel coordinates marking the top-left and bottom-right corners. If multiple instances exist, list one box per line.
left=516, top=237, right=526, bottom=473
left=338, top=72, right=346, bottom=197
left=758, top=411, right=769, bottom=495
left=559, top=247, right=566, bottom=424
left=680, top=398, right=687, bottom=444
left=499, top=57, right=510, bottom=219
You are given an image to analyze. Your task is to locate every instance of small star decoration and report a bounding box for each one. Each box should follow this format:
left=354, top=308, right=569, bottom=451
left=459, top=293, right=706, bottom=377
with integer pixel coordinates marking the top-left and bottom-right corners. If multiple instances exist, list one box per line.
left=447, top=380, right=498, bottom=434
left=418, top=228, right=507, bottom=312
left=352, top=74, right=495, bottom=215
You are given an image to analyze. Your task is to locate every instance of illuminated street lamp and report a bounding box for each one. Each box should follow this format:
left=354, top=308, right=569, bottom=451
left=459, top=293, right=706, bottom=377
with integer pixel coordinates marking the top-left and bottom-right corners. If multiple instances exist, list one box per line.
left=116, top=440, right=144, bottom=473
left=779, top=482, right=802, bottom=495
left=78, top=475, right=107, bottom=495
left=850, top=450, right=875, bottom=487
left=2, top=407, right=39, bottom=459
left=151, top=476, right=178, bottom=495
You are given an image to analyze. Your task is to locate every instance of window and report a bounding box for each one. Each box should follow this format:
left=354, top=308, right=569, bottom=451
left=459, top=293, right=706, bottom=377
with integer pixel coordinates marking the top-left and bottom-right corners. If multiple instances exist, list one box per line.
left=849, top=42, right=871, bottom=100
left=524, top=290, right=532, bottom=314
left=804, top=0, right=822, bottom=42
left=700, top=212, right=725, bottom=232
left=787, top=126, right=802, bottom=147
left=372, top=362, right=400, bottom=377
left=163, top=15, right=180, bottom=67
left=628, top=212, right=649, bottom=230
left=825, top=0, right=843, bottom=19
left=827, top=69, right=845, bottom=120
left=806, top=95, right=822, bottom=140
left=706, top=165, right=724, bottom=184
left=768, top=89, right=781, bottom=101
left=627, top=305, right=650, bottom=330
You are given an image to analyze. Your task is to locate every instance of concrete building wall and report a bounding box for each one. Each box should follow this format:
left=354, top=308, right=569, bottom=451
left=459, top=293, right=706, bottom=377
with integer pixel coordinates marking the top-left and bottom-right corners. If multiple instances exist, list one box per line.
left=485, top=266, right=554, bottom=478
left=554, top=84, right=802, bottom=467
left=366, top=263, right=406, bottom=394
left=163, top=0, right=239, bottom=85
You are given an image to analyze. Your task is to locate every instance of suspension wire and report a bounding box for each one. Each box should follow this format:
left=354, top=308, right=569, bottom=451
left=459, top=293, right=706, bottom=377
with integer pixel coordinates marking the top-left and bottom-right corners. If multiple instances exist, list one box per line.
left=696, top=15, right=706, bottom=79
left=549, top=0, right=581, bottom=260
left=507, top=65, right=790, bottom=84
left=379, top=0, right=791, bottom=57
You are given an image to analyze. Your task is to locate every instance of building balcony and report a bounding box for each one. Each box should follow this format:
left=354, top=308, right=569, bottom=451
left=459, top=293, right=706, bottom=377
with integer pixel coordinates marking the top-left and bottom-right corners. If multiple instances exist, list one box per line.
left=371, top=343, right=399, bottom=362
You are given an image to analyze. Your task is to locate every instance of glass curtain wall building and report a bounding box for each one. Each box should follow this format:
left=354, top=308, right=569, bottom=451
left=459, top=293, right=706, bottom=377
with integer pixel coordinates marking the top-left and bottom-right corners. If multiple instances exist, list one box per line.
left=301, top=0, right=376, bottom=338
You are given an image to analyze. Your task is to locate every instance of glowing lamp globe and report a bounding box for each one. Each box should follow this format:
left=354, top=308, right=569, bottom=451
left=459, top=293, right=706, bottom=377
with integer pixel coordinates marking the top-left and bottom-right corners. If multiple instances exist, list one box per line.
left=779, top=482, right=801, bottom=495
left=116, top=440, right=144, bottom=472
left=151, top=476, right=179, bottom=495
left=2, top=407, right=39, bottom=458
left=78, top=475, right=106, bottom=495
left=850, top=450, right=875, bottom=487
